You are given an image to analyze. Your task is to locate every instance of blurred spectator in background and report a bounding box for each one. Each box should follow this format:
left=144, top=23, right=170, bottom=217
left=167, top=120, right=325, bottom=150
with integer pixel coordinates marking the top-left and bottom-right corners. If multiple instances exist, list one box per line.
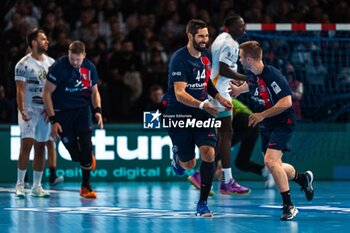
left=305, top=56, right=327, bottom=93
left=89, top=49, right=111, bottom=122
left=48, top=30, right=71, bottom=59
left=287, top=63, right=303, bottom=121
left=5, top=0, right=41, bottom=30
left=3, top=12, right=25, bottom=49
left=144, top=48, right=168, bottom=89
left=108, top=39, right=143, bottom=122
left=144, top=84, right=165, bottom=112
left=41, top=11, right=56, bottom=42
left=72, top=7, right=96, bottom=41
left=0, top=84, right=16, bottom=123
left=160, top=12, right=184, bottom=53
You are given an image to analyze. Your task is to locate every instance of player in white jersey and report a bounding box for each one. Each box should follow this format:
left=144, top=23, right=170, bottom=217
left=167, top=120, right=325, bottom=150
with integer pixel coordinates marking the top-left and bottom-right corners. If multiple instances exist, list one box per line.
left=15, top=29, right=54, bottom=198
left=209, top=14, right=250, bottom=195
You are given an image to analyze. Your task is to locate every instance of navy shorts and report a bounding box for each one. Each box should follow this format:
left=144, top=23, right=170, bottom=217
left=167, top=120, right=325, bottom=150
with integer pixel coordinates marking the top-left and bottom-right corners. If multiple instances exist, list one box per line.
left=55, top=106, right=93, bottom=146
left=168, top=127, right=217, bottom=162
left=260, top=116, right=296, bottom=154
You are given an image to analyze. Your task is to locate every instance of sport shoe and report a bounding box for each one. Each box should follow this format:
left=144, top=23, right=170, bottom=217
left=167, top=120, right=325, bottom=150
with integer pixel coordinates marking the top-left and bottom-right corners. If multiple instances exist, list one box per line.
left=15, top=183, right=25, bottom=198
left=220, top=179, right=251, bottom=196
left=281, top=205, right=298, bottom=221
left=195, top=200, right=213, bottom=217
left=187, top=171, right=215, bottom=196
left=31, top=186, right=50, bottom=198
left=171, top=153, right=185, bottom=176
left=301, top=171, right=314, bottom=201
left=80, top=184, right=97, bottom=199
left=50, top=175, right=64, bottom=186
left=262, top=167, right=275, bottom=189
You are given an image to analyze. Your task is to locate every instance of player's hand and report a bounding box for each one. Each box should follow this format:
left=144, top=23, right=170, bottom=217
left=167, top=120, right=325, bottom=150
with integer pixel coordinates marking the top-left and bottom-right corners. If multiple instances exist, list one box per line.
left=248, top=112, right=265, bottom=127
left=20, top=110, right=31, bottom=121
left=95, top=112, right=104, bottom=129
left=231, top=80, right=244, bottom=86
left=229, top=82, right=241, bottom=98
left=216, top=94, right=232, bottom=111
left=41, top=109, right=49, bottom=123
left=203, top=102, right=218, bottom=116
left=51, top=122, right=63, bottom=140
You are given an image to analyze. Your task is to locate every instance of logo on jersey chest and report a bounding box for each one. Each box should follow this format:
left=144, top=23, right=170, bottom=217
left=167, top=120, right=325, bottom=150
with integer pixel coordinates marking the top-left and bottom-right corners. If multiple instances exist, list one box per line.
left=80, top=67, right=91, bottom=88
left=271, top=81, right=281, bottom=94
left=254, top=88, right=259, bottom=96
left=259, top=85, right=266, bottom=92
left=65, top=68, right=91, bottom=93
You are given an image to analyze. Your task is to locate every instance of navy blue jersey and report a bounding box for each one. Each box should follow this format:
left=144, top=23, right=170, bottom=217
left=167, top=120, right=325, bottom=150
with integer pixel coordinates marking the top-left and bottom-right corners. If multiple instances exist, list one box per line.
left=167, top=47, right=212, bottom=114
left=47, top=56, right=98, bottom=112
left=246, top=65, right=294, bottom=123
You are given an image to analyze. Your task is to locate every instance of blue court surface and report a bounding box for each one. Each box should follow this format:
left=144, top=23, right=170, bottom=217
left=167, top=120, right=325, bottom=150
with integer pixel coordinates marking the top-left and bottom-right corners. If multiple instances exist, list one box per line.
left=0, top=181, right=349, bottom=233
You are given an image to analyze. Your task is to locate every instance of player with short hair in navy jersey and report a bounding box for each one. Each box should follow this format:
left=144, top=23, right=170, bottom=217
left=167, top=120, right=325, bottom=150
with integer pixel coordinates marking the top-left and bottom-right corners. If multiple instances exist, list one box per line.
left=43, top=41, right=103, bottom=199
left=229, top=40, right=314, bottom=221
left=167, top=19, right=232, bottom=217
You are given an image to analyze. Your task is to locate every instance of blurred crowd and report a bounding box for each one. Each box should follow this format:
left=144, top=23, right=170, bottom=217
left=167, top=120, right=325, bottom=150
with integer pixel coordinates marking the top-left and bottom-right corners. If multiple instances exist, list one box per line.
left=1, top=0, right=350, bottom=123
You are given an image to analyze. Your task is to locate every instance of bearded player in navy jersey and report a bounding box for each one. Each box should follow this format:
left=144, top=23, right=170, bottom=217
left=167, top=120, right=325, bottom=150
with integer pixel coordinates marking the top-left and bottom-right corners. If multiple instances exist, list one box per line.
left=43, top=41, right=103, bottom=199
left=167, top=19, right=232, bottom=217
left=229, top=41, right=314, bottom=221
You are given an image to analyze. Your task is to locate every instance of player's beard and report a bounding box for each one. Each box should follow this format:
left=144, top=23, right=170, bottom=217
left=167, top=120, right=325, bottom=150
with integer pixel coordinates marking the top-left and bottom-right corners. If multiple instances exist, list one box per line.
left=192, top=39, right=207, bottom=52
left=37, top=44, right=48, bottom=54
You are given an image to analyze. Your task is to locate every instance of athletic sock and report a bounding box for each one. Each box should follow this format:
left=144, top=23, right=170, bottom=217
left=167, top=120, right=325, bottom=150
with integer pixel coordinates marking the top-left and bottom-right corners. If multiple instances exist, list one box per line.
left=222, top=168, right=233, bottom=184
left=199, top=161, right=215, bottom=201
left=82, top=169, right=91, bottom=187
left=281, top=190, right=293, bottom=206
left=49, top=167, right=56, bottom=180
left=33, top=171, right=43, bottom=188
left=293, top=170, right=307, bottom=186
left=17, top=168, right=27, bottom=185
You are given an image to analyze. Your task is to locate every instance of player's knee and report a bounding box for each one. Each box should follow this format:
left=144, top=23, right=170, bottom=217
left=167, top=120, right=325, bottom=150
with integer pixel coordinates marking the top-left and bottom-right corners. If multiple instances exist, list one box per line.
left=182, top=159, right=196, bottom=170
left=200, top=146, right=215, bottom=162
left=46, top=140, right=55, bottom=151
left=20, top=139, right=35, bottom=154
left=264, top=156, right=277, bottom=171
left=34, top=142, right=46, bottom=156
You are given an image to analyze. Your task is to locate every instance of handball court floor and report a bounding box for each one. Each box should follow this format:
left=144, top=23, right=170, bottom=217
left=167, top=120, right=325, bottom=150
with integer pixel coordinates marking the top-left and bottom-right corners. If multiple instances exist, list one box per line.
left=0, top=181, right=349, bottom=233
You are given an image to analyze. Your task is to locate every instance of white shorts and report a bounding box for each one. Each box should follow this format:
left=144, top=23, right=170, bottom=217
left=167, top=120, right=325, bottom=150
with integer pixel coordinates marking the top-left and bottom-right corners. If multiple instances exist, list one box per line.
left=18, top=108, right=51, bottom=142
left=209, top=92, right=232, bottom=118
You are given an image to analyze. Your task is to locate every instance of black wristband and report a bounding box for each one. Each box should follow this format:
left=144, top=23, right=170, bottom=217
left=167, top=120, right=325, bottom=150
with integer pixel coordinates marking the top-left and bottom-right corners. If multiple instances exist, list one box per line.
left=94, top=107, right=102, bottom=114
left=207, top=79, right=219, bottom=97
left=49, top=116, right=57, bottom=124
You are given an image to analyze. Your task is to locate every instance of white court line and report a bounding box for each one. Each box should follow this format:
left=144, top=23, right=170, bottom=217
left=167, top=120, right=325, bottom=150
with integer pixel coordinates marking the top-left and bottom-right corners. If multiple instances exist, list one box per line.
left=4, top=206, right=272, bottom=219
